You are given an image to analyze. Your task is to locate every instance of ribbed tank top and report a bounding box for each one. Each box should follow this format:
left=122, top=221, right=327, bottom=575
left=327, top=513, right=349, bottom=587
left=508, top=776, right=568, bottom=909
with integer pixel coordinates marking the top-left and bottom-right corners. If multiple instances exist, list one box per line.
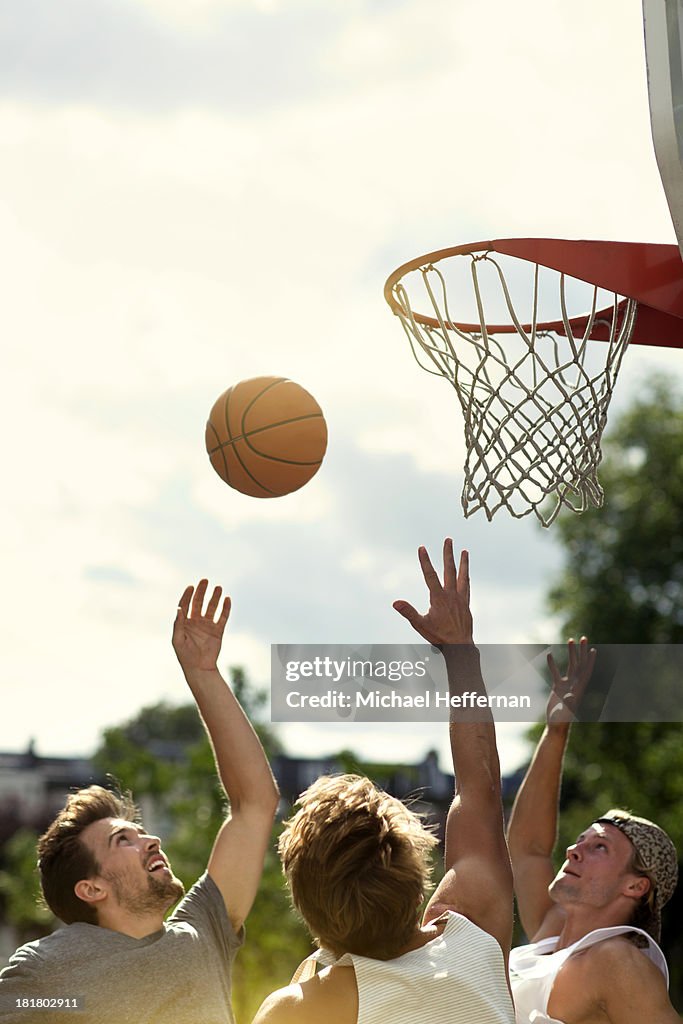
left=509, top=925, right=668, bottom=1024
left=310, top=911, right=515, bottom=1024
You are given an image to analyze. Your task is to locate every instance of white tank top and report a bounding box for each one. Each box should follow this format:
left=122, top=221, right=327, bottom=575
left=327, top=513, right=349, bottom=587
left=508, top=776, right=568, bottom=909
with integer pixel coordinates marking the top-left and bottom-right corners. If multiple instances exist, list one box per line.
left=508, top=926, right=668, bottom=1024
left=307, top=911, right=514, bottom=1024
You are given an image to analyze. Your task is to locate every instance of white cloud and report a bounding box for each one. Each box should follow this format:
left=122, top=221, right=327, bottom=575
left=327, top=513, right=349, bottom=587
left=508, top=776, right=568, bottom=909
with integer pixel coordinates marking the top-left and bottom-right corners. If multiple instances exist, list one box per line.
left=0, top=0, right=681, bottom=768
left=134, top=0, right=285, bottom=31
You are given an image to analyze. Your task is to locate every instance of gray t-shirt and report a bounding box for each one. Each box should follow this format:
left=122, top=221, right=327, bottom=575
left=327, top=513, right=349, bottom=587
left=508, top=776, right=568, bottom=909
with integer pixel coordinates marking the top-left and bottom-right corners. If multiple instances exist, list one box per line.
left=0, top=872, right=243, bottom=1023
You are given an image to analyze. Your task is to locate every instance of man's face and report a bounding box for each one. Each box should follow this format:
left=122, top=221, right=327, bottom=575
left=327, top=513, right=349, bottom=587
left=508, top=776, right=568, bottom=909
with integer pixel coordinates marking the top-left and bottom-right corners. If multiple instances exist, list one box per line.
left=548, top=822, right=641, bottom=909
left=80, top=817, right=185, bottom=917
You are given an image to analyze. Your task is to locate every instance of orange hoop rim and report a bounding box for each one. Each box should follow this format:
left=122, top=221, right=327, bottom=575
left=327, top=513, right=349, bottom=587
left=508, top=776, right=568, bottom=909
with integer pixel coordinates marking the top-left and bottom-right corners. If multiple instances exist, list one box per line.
left=383, top=238, right=683, bottom=347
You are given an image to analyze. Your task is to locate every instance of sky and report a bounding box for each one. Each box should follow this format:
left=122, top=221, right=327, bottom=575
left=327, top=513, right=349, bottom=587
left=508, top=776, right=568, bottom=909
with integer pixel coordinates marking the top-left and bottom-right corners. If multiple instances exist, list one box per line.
left=1, top=0, right=682, bottom=776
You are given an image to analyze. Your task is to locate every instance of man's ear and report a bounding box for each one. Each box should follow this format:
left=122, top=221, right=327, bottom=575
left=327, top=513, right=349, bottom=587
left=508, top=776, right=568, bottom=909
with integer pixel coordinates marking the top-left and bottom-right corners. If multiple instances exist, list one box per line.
left=623, top=874, right=651, bottom=902
left=74, top=878, right=108, bottom=907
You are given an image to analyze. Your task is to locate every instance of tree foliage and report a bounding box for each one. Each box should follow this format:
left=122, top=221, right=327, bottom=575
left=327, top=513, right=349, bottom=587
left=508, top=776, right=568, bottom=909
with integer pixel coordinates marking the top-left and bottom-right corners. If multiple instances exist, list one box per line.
left=548, top=375, right=683, bottom=643
left=0, top=829, right=52, bottom=944
left=536, top=375, right=683, bottom=1007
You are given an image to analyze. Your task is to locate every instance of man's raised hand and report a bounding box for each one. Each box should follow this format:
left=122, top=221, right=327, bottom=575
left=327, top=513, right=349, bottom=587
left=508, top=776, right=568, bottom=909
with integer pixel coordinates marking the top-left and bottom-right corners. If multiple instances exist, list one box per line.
left=393, top=539, right=473, bottom=646
left=172, top=579, right=231, bottom=674
left=546, top=636, right=596, bottom=726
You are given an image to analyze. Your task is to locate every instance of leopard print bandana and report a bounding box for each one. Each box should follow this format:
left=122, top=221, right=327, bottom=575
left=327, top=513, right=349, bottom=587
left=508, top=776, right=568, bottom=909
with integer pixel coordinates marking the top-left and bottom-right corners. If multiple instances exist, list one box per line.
left=595, top=809, right=678, bottom=941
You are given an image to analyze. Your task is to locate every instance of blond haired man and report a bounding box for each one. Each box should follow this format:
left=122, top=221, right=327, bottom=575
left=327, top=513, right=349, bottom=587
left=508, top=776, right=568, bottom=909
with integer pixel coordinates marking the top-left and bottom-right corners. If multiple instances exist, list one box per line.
left=254, top=540, right=515, bottom=1024
left=0, top=580, right=279, bottom=1024
left=508, top=638, right=680, bottom=1024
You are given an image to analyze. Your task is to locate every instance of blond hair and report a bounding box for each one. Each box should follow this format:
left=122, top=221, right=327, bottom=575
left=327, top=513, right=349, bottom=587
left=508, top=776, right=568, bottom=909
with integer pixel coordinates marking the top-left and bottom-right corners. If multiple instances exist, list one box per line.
left=629, top=844, right=658, bottom=933
left=279, top=774, right=439, bottom=960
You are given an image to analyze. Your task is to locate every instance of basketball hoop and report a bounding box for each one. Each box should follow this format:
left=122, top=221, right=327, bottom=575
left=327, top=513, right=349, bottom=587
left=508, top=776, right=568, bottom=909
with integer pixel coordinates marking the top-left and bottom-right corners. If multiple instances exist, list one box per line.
left=384, top=239, right=683, bottom=527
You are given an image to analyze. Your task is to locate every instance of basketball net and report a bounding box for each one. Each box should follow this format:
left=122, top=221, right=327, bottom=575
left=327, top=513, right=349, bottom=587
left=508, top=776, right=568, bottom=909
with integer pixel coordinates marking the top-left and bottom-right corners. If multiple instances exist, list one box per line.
left=388, top=251, right=637, bottom=527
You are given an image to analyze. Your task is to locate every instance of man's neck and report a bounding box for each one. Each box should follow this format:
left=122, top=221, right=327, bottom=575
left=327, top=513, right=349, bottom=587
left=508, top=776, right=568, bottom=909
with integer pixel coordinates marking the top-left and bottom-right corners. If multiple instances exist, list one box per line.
left=555, top=905, right=635, bottom=950
left=96, top=910, right=167, bottom=939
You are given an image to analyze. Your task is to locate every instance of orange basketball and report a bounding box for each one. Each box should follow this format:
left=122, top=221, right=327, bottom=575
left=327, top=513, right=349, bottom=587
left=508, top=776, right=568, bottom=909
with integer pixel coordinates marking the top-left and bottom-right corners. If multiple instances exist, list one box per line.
left=205, top=376, right=328, bottom=498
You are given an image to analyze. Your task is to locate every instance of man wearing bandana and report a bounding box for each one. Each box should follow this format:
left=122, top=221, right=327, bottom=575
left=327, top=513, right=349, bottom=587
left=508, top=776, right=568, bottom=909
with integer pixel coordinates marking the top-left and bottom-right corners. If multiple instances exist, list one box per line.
left=507, top=638, right=679, bottom=1024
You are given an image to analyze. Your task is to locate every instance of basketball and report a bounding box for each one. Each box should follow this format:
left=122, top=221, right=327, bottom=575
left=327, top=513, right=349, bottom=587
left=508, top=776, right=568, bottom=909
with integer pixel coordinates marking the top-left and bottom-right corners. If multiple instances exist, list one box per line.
left=205, top=376, right=328, bottom=498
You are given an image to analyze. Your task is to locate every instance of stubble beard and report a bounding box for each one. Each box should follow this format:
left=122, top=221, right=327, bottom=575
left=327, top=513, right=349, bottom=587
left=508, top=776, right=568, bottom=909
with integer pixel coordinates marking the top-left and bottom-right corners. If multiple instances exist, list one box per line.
left=548, top=871, right=580, bottom=904
left=549, top=869, right=620, bottom=910
left=105, top=868, right=186, bottom=917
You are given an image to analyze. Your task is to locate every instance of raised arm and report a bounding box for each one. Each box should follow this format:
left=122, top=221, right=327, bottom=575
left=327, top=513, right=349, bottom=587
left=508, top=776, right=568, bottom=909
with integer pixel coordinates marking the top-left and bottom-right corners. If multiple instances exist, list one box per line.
left=506, top=637, right=596, bottom=940
left=394, top=541, right=512, bottom=961
left=172, top=580, right=279, bottom=931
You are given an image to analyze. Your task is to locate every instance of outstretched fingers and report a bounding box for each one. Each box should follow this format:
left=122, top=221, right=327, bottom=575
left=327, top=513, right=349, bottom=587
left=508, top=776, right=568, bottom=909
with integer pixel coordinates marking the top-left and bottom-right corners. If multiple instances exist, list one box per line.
left=547, top=650, right=562, bottom=686
left=217, top=595, right=232, bottom=628
left=566, top=636, right=596, bottom=683
left=441, top=539, right=470, bottom=603
left=548, top=635, right=597, bottom=711
left=205, top=584, right=223, bottom=621
left=457, top=548, right=470, bottom=603
left=577, top=635, right=596, bottom=667
left=392, top=599, right=421, bottom=628
left=176, top=580, right=232, bottom=627
left=442, top=537, right=456, bottom=592
left=566, top=637, right=577, bottom=676
left=418, top=545, right=442, bottom=596
left=393, top=543, right=439, bottom=638
left=176, top=584, right=194, bottom=619
left=190, top=578, right=209, bottom=617
left=575, top=636, right=597, bottom=693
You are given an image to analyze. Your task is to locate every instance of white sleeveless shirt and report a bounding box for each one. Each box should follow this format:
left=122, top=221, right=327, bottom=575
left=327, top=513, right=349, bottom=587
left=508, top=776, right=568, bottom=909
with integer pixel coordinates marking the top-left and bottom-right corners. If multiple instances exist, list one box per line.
left=508, top=926, right=668, bottom=1024
left=308, top=911, right=514, bottom=1024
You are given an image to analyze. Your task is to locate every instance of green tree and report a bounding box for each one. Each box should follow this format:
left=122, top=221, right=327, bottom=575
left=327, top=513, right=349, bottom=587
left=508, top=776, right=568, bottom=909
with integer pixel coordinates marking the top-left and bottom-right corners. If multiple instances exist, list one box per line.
left=0, top=829, right=52, bottom=945
left=535, top=375, right=683, bottom=1007
left=548, top=374, right=683, bottom=643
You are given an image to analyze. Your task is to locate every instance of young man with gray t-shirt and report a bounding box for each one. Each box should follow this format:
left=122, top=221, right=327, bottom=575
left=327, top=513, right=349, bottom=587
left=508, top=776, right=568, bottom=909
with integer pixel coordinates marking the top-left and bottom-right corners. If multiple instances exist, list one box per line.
left=0, top=580, right=279, bottom=1024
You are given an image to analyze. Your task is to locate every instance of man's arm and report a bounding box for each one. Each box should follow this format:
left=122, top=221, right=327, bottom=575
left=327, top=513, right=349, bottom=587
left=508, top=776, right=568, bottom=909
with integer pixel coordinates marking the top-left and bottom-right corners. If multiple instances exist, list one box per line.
left=0, top=948, right=44, bottom=1024
left=506, top=638, right=596, bottom=940
left=253, top=971, right=358, bottom=1024
left=252, top=987, right=303, bottom=1024
left=561, top=937, right=681, bottom=1024
left=172, top=580, right=280, bottom=931
left=394, top=541, right=513, bottom=961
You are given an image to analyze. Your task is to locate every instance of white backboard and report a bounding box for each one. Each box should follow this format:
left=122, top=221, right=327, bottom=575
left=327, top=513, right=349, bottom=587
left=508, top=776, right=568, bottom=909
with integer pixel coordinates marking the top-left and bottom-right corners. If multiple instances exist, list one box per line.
left=644, top=0, right=683, bottom=257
